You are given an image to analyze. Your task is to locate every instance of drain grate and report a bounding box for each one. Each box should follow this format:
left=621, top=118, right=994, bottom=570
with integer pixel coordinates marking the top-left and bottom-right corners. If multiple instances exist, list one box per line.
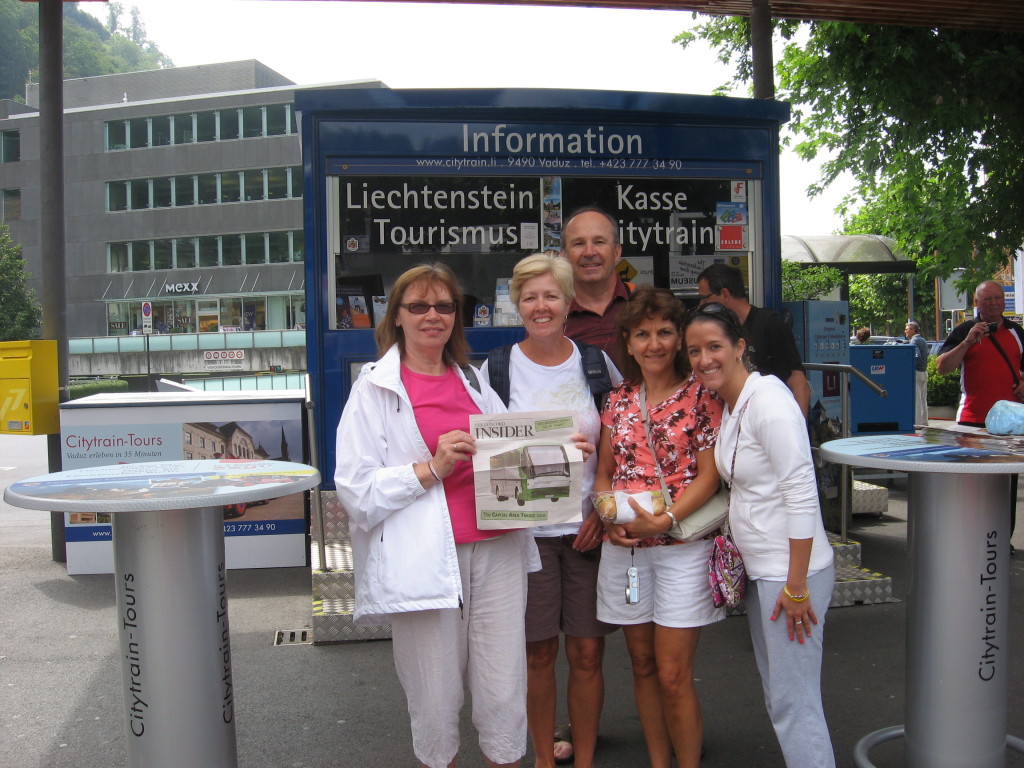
left=274, top=628, right=313, bottom=646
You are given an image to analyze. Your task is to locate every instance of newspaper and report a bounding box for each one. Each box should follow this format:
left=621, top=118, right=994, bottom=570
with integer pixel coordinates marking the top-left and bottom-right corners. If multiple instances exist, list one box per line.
left=469, top=410, right=585, bottom=530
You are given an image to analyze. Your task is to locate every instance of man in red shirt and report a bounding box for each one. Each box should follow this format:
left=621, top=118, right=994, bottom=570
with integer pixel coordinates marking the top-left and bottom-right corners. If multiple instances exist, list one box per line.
left=936, top=280, right=1024, bottom=426
left=561, top=208, right=632, bottom=366
left=937, top=279, right=1024, bottom=545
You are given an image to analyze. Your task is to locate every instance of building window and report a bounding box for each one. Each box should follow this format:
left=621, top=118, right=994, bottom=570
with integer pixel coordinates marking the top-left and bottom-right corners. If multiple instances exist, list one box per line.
left=292, top=229, right=304, bottom=262
left=107, top=181, right=128, bottom=212
left=128, top=118, right=149, bottom=149
left=106, top=121, right=127, bottom=151
left=109, top=242, right=129, bottom=272
left=197, top=173, right=218, bottom=205
left=241, top=106, right=263, bottom=139
left=196, top=111, right=217, bottom=142
left=1, top=130, right=21, bottom=162
left=199, top=236, right=219, bottom=267
left=152, top=177, right=172, bottom=208
left=173, top=113, right=194, bottom=144
left=267, top=167, right=288, bottom=200
left=219, top=108, right=240, bottom=140
left=151, top=115, right=171, bottom=147
left=174, top=175, right=195, bottom=207
left=130, top=241, right=152, bottom=271
left=266, top=104, right=288, bottom=136
left=129, top=178, right=150, bottom=210
left=220, top=171, right=241, bottom=204
left=244, top=232, right=266, bottom=264
left=185, top=432, right=192, bottom=445
left=175, top=237, right=196, bottom=269
left=1, top=189, right=21, bottom=222
left=154, top=239, right=173, bottom=270
left=243, top=169, right=264, bottom=202
left=290, top=167, right=303, bottom=198
left=221, top=234, right=242, bottom=266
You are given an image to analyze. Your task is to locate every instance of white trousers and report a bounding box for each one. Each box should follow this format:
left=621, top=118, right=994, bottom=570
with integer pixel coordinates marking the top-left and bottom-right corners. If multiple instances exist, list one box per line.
left=390, top=534, right=529, bottom=768
left=915, top=369, right=929, bottom=426
left=746, top=565, right=836, bottom=768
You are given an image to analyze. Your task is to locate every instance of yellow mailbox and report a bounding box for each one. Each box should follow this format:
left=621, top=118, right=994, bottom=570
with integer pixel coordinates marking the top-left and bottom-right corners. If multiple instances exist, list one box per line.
left=0, top=340, right=59, bottom=435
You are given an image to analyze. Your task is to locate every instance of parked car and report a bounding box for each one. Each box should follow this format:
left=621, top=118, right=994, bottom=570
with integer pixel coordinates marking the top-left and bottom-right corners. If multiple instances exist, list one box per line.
left=850, top=335, right=907, bottom=345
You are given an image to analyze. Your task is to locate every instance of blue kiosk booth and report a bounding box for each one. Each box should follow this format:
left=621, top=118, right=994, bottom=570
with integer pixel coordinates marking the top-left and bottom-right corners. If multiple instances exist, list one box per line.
left=296, top=87, right=789, bottom=640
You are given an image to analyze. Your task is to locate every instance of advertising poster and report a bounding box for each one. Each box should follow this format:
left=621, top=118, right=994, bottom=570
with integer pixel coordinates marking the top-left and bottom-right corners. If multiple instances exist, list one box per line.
left=60, top=393, right=307, bottom=574
left=469, top=410, right=584, bottom=529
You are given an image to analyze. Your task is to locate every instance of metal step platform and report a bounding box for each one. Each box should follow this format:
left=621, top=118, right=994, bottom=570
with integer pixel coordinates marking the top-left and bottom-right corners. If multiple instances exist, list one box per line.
left=311, top=493, right=895, bottom=641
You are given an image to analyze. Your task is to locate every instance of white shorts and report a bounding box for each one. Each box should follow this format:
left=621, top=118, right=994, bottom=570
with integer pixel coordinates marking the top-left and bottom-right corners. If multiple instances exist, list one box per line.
left=596, top=540, right=725, bottom=628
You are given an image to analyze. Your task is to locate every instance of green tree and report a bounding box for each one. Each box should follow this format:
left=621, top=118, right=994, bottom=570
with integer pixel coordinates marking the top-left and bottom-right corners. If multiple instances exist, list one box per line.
left=677, top=19, right=1024, bottom=289
left=0, top=224, right=42, bottom=341
left=0, top=0, right=172, bottom=101
left=780, top=260, right=843, bottom=302
left=847, top=273, right=936, bottom=338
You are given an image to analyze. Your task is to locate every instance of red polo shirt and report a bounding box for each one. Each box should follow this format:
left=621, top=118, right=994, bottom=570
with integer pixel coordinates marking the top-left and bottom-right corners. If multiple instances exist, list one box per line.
left=564, top=278, right=632, bottom=365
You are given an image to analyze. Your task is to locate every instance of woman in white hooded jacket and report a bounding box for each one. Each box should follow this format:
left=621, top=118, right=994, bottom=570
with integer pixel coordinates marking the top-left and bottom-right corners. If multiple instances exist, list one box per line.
left=335, top=263, right=592, bottom=768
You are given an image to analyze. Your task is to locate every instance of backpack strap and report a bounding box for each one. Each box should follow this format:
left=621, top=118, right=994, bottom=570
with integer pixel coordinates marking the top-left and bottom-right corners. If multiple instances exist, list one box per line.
left=459, top=363, right=482, bottom=394
left=571, top=340, right=614, bottom=412
left=484, top=345, right=514, bottom=406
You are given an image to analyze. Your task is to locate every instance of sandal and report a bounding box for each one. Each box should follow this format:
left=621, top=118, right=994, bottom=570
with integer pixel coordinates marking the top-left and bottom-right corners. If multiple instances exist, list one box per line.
left=553, top=723, right=574, bottom=765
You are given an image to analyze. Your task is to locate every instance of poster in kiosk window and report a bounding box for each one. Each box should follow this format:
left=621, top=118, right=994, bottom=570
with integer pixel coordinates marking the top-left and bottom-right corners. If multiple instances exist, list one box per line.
left=296, top=89, right=790, bottom=486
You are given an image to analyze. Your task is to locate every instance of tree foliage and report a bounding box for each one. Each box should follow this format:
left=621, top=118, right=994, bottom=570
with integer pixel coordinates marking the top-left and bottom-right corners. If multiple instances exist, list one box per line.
left=780, top=261, right=844, bottom=302
left=0, top=0, right=172, bottom=102
left=677, top=18, right=1024, bottom=290
left=0, top=224, right=42, bottom=341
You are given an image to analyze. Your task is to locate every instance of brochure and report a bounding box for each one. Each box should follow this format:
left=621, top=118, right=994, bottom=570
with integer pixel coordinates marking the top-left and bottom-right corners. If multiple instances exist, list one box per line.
left=469, top=410, right=584, bottom=530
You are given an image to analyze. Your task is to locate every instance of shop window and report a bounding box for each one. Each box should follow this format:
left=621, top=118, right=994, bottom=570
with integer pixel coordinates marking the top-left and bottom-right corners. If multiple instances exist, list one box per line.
left=107, top=303, right=131, bottom=335
left=222, top=297, right=242, bottom=328
left=197, top=111, right=217, bottom=142
left=152, top=177, right=172, bottom=208
left=267, top=167, right=288, bottom=200
left=107, top=181, right=128, bottom=212
left=151, top=115, right=171, bottom=146
left=221, top=234, right=242, bottom=266
left=174, top=175, right=195, bottom=207
left=173, top=113, right=194, bottom=144
left=199, top=236, right=219, bottom=267
left=268, top=231, right=289, bottom=263
left=175, top=238, right=196, bottom=269
left=219, top=109, right=239, bottom=140
left=129, top=117, right=149, bottom=149
left=130, top=241, right=152, bottom=271
left=154, top=239, right=173, bottom=270
left=266, top=104, right=288, bottom=136
left=129, top=178, right=150, bottom=210
left=242, top=298, right=265, bottom=330
left=291, top=229, right=304, bottom=262
left=290, top=167, right=303, bottom=198
left=242, top=106, right=263, bottom=138
left=1, top=189, right=21, bottom=222
left=109, top=242, right=129, bottom=272
left=244, top=233, right=266, bottom=264
left=197, top=173, right=218, bottom=205
left=106, top=122, right=127, bottom=151
left=244, top=169, right=264, bottom=201
left=220, top=172, right=240, bottom=204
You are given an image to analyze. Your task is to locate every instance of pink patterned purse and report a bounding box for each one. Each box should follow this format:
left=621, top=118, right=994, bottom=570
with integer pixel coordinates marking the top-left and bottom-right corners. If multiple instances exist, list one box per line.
left=708, top=399, right=750, bottom=609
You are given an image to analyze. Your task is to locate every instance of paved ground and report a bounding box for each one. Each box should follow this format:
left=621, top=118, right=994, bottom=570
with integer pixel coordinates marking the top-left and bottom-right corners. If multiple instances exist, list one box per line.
left=2, top=429, right=1024, bottom=767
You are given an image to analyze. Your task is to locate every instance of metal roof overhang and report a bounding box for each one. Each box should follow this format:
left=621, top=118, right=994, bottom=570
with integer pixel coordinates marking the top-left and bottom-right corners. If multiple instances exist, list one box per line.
left=782, top=234, right=916, bottom=275
left=332, top=0, right=1024, bottom=33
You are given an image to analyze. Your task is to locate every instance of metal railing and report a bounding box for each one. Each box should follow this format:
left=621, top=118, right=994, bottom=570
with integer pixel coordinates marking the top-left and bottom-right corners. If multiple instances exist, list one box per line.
left=804, top=363, right=887, bottom=543
left=69, top=329, right=307, bottom=355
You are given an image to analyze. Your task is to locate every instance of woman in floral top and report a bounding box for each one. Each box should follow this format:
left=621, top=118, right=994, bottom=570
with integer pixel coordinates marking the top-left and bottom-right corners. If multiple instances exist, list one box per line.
left=594, top=286, right=724, bottom=768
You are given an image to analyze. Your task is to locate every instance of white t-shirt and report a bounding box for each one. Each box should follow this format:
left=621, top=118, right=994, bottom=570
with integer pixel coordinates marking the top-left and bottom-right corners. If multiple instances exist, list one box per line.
left=480, top=341, right=622, bottom=537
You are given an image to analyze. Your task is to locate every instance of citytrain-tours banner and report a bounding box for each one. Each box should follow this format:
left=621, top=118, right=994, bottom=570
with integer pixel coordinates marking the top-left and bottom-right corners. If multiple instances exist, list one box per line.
left=60, top=396, right=307, bottom=575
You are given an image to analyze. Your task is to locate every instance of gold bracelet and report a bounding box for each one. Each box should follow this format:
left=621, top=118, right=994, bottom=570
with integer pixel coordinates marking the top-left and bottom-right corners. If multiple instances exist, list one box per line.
left=783, top=584, right=809, bottom=602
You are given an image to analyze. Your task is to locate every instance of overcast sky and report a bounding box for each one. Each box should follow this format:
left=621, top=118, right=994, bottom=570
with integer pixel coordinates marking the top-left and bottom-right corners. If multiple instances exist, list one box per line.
left=83, top=0, right=852, bottom=235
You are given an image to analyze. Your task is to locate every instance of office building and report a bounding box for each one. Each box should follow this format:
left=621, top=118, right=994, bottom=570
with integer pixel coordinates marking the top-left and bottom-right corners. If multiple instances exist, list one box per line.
left=0, top=60, right=382, bottom=336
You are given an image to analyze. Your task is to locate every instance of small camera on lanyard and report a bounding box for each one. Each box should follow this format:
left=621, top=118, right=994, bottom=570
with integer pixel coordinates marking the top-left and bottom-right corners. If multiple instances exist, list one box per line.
left=625, top=566, right=640, bottom=604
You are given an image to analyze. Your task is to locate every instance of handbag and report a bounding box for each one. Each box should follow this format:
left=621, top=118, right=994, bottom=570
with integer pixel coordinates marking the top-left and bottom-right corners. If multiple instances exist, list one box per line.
left=708, top=399, right=751, bottom=609
left=638, top=384, right=727, bottom=543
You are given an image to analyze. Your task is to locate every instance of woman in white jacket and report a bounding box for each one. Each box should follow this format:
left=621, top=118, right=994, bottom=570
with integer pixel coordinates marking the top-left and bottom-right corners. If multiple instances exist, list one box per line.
left=334, top=263, right=538, bottom=768
left=684, top=303, right=836, bottom=768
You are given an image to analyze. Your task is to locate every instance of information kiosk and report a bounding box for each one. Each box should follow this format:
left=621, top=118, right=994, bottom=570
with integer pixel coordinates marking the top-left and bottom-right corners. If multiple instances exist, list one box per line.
left=296, top=88, right=790, bottom=482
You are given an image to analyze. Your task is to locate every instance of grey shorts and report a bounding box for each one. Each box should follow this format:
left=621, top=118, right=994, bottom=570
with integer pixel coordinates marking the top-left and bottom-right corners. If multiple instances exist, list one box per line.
left=525, top=535, right=618, bottom=643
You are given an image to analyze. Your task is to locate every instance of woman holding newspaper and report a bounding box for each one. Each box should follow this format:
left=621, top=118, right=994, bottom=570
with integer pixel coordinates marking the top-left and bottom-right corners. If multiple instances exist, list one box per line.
left=335, top=262, right=593, bottom=768
left=593, top=286, right=725, bottom=768
left=479, top=253, right=621, bottom=768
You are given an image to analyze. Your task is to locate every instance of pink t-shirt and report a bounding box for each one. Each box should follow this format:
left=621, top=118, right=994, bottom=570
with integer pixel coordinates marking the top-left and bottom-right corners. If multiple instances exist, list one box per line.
left=401, top=364, right=495, bottom=544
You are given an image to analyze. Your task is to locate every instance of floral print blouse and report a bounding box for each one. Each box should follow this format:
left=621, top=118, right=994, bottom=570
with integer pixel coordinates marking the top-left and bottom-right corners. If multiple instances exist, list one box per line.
left=600, top=377, right=724, bottom=547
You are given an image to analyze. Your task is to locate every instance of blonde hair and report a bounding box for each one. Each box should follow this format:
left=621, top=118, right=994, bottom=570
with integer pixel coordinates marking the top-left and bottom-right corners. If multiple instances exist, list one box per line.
left=374, top=263, right=469, bottom=366
left=509, top=253, right=575, bottom=306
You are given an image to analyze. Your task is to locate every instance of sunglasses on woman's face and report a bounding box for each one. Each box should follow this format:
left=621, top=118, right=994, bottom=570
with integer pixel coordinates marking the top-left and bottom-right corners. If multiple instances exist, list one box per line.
left=400, top=302, right=457, bottom=315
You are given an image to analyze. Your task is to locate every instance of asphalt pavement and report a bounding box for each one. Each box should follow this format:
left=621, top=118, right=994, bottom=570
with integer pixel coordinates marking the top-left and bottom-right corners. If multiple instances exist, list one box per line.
left=2, top=430, right=1024, bottom=767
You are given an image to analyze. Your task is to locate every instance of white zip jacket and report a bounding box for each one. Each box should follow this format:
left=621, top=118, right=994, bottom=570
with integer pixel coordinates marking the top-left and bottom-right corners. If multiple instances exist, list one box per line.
left=334, top=344, right=540, bottom=625
left=715, top=373, right=833, bottom=580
